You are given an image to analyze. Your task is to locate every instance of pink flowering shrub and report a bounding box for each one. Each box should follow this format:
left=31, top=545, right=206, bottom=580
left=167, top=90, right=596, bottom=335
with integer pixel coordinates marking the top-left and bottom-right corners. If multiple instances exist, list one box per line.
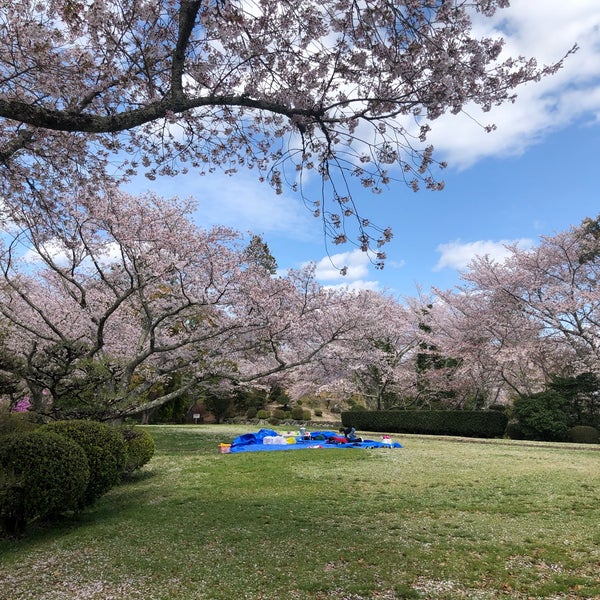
left=12, top=397, right=31, bottom=413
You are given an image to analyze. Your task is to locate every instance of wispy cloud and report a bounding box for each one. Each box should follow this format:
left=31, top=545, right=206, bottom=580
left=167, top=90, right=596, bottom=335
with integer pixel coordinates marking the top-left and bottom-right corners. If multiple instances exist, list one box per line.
left=434, top=238, right=534, bottom=271
left=126, top=170, right=317, bottom=242
left=194, top=174, right=315, bottom=240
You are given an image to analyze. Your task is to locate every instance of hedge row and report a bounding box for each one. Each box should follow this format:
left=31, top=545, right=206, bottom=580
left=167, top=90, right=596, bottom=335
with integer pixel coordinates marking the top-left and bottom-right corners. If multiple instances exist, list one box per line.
left=341, top=410, right=508, bottom=438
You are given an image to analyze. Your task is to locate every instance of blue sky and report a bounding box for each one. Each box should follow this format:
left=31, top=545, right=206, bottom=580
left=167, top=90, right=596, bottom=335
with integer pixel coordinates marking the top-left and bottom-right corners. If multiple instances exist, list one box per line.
left=130, top=0, right=600, bottom=299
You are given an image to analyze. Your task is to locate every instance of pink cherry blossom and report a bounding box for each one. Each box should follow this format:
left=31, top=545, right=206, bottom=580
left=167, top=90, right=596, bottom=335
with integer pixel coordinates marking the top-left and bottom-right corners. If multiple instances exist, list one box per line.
left=0, top=187, right=381, bottom=417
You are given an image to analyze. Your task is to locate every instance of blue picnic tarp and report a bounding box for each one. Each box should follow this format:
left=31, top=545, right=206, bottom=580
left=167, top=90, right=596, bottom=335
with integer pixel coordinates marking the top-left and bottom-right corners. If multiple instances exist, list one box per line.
left=228, top=429, right=403, bottom=453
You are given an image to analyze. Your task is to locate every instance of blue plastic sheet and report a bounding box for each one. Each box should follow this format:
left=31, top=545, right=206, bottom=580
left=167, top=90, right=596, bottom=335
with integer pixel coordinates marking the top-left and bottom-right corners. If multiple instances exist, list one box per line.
left=228, top=429, right=403, bottom=453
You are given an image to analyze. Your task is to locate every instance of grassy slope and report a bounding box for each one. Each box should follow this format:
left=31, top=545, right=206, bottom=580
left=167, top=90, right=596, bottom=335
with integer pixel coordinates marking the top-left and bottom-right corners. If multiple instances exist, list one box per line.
left=1, top=425, right=599, bottom=600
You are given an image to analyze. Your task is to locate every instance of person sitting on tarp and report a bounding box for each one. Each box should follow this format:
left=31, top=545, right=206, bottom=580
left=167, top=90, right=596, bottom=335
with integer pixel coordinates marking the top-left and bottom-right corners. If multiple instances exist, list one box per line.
left=342, top=426, right=358, bottom=441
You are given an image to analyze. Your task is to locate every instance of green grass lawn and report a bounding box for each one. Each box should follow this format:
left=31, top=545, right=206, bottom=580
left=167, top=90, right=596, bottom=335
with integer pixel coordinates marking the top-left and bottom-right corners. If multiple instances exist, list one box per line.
left=1, top=425, right=599, bottom=599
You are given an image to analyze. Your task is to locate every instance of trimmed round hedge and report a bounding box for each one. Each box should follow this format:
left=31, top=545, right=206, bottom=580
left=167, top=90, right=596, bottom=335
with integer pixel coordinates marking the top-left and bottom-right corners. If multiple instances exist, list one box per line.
left=43, top=420, right=127, bottom=506
left=0, top=430, right=90, bottom=535
left=121, top=426, right=155, bottom=477
left=567, top=425, right=600, bottom=444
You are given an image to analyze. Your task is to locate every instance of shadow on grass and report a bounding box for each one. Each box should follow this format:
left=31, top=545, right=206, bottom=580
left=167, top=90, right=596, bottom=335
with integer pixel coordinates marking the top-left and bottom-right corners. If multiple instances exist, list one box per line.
left=0, top=468, right=158, bottom=548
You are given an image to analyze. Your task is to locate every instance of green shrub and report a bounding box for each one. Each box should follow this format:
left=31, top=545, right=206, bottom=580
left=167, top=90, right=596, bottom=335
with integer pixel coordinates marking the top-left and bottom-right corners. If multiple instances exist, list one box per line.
left=43, top=420, right=127, bottom=506
left=302, top=409, right=312, bottom=421
left=505, top=420, right=525, bottom=440
left=272, top=408, right=286, bottom=420
left=341, top=410, right=508, bottom=438
left=0, top=430, right=89, bottom=535
left=291, top=406, right=304, bottom=420
left=246, top=407, right=258, bottom=419
left=314, top=409, right=323, bottom=417
left=257, top=410, right=270, bottom=419
left=0, top=411, right=42, bottom=437
left=512, top=391, right=569, bottom=442
left=120, top=427, right=156, bottom=478
left=567, top=425, right=600, bottom=444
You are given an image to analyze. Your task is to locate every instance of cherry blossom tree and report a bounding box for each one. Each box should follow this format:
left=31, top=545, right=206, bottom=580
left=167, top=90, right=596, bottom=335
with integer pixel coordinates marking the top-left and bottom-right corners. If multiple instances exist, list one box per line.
left=463, top=217, right=600, bottom=375
left=0, top=0, right=571, bottom=259
left=286, top=290, right=423, bottom=409
left=428, top=215, right=600, bottom=403
left=288, top=216, right=600, bottom=412
left=419, top=289, right=551, bottom=404
left=0, top=187, right=369, bottom=419
left=343, top=292, right=423, bottom=409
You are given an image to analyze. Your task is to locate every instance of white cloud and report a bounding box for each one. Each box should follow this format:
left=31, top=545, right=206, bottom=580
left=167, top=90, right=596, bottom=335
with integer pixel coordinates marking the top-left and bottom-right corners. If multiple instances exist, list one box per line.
left=427, top=0, right=600, bottom=169
left=195, top=174, right=315, bottom=240
left=22, top=240, right=122, bottom=267
left=434, top=238, right=534, bottom=271
left=323, top=279, right=381, bottom=292
left=386, top=258, right=406, bottom=270
left=295, top=245, right=410, bottom=292
left=21, top=239, right=68, bottom=265
left=312, top=248, right=372, bottom=281
left=297, top=248, right=381, bottom=291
